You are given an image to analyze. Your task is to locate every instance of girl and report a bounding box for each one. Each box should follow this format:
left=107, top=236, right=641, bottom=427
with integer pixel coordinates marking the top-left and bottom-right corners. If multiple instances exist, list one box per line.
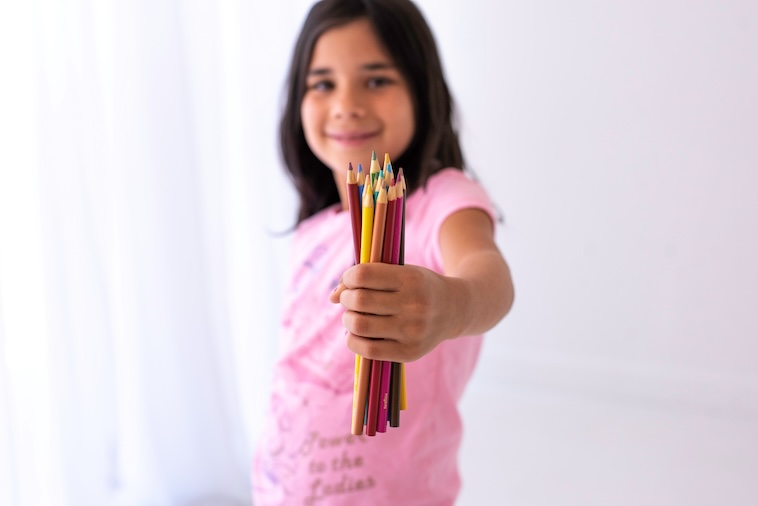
left=253, top=0, right=514, bottom=504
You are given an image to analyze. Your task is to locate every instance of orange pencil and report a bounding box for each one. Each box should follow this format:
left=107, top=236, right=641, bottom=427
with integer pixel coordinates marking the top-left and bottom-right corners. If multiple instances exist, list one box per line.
left=361, top=185, right=389, bottom=436
left=370, top=185, right=388, bottom=263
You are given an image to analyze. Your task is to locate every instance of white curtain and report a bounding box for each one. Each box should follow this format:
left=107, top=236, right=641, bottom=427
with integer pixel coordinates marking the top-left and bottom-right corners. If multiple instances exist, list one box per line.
left=0, top=1, right=301, bottom=504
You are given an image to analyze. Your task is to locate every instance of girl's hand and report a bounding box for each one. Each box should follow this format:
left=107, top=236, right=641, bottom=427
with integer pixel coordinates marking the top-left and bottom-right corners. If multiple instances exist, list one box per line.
left=329, top=262, right=467, bottom=362
left=330, top=207, right=514, bottom=363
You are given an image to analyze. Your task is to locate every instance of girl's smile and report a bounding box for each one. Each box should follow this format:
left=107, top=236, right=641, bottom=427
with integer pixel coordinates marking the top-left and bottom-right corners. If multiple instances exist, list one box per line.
left=326, top=128, right=382, bottom=148
left=301, top=17, right=415, bottom=186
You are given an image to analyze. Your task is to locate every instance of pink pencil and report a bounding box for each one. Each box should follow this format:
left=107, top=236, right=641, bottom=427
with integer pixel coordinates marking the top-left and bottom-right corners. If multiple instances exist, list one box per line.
left=391, top=184, right=405, bottom=264
left=381, top=183, right=397, bottom=264
left=374, top=184, right=398, bottom=433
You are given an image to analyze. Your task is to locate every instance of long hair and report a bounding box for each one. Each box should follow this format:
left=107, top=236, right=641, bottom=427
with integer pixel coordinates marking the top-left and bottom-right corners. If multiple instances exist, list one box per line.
left=280, top=0, right=465, bottom=224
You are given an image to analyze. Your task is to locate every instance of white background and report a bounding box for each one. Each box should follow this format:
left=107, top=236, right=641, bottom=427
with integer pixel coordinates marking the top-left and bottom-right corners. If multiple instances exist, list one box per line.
left=1, top=0, right=756, bottom=505
left=252, top=1, right=758, bottom=503
left=421, top=2, right=758, bottom=505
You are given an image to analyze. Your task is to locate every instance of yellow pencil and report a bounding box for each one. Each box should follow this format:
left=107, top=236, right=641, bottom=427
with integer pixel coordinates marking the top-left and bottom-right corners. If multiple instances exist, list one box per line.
left=398, top=171, right=407, bottom=411
left=360, top=186, right=374, bottom=264
left=351, top=185, right=375, bottom=435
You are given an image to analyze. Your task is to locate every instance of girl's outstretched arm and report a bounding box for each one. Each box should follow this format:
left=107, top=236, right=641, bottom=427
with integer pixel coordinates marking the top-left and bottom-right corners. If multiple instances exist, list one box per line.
left=329, top=208, right=514, bottom=362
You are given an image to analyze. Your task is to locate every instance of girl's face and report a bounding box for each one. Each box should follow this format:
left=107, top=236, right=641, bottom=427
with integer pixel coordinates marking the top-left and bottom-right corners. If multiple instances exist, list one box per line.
left=301, top=17, right=416, bottom=181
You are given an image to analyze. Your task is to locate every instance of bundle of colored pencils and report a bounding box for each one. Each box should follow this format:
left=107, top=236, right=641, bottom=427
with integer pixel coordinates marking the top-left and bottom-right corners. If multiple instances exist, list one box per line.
left=346, top=151, right=407, bottom=436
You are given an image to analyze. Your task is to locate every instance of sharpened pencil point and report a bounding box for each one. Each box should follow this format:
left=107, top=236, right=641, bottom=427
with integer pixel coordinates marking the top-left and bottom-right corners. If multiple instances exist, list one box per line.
left=347, top=165, right=357, bottom=184
left=377, top=183, right=387, bottom=204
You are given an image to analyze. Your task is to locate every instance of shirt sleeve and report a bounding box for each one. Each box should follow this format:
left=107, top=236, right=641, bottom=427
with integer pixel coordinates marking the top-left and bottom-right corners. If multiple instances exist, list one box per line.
left=405, top=168, right=498, bottom=272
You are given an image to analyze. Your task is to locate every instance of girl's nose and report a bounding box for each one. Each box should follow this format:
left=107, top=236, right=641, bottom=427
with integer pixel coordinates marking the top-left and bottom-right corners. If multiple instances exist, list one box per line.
left=332, top=88, right=366, bottom=119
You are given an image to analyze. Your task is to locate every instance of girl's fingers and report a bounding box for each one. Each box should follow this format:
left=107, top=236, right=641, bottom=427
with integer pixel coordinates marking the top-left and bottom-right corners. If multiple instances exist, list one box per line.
left=341, top=263, right=405, bottom=291
left=338, top=287, right=402, bottom=315
left=342, top=311, right=401, bottom=339
left=329, top=280, right=346, bottom=303
left=346, top=331, right=421, bottom=363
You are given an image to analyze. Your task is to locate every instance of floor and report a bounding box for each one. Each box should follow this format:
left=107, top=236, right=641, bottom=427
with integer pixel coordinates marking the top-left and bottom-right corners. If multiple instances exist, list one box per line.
left=457, top=362, right=758, bottom=506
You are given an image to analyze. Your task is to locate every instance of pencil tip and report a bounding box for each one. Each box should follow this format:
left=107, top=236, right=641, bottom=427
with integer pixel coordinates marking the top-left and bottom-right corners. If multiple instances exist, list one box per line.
left=348, top=162, right=353, bottom=171
left=357, top=163, right=363, bottom=173
left=371, top=150, right=376, bottom=160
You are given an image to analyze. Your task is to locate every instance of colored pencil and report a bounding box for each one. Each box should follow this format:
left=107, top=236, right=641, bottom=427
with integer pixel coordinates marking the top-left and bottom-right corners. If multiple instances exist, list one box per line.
left=370, top=185, right=388, bottom=264
left=346, top=164, right=365, bottom=433
left=351, top=185, right=375, bottom=435
left=365, top=183, right=393, bottom=435
left=359, top=185, right=374, bottom=264
left=356, top=163, right=365, bottom=200
left=381, top=172, right=404, bottom=428
left=389, top=361, right=401, bottom=426
left=373, top=174, right=382, bottom=202
left=398, top=169, right=408, bottom=411
left=346, top=163, right=361, bottom=265
left=384, top=164, right=394, bottom=189
left=347, top=153, right=410, bottom=434
left=369, top=150, right=381, bottom=189
left=381, top=184, right=397, bottom=264
left=374, top=184, right=398, bottom=433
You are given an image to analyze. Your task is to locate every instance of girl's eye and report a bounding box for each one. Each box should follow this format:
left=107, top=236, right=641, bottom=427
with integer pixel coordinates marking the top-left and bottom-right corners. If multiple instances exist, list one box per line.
left=307, top=80, right=334, bottom=92
left=367, top=77, right=393, bottom=89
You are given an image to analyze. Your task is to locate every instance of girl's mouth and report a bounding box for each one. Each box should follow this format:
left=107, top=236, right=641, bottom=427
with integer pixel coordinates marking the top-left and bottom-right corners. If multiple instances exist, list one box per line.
left=327, top=130, right=379, bottom=147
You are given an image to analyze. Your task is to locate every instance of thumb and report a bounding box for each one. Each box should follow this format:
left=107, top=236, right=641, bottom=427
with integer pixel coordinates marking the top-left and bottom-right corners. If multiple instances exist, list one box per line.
left=329, top=278, right=346, bottom=303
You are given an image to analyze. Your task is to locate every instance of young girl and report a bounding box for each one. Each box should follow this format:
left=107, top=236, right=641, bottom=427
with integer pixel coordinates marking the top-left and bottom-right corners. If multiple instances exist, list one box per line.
left=252, top=0, right=514, bottom=504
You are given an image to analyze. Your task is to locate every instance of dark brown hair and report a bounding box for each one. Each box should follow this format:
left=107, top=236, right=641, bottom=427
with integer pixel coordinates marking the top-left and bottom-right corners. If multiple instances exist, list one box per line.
left=280, top=0, right=465, bottom=224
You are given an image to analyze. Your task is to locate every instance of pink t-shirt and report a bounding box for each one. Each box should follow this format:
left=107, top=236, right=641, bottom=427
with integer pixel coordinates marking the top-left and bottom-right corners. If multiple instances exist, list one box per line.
left=252, top=168, right=497, bottom=506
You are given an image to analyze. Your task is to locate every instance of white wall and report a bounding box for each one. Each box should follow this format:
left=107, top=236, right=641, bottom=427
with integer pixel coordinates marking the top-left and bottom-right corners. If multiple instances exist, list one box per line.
left=406, top=1, right=758, bottom=504
left=255, top=1, right=758, bottom=504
